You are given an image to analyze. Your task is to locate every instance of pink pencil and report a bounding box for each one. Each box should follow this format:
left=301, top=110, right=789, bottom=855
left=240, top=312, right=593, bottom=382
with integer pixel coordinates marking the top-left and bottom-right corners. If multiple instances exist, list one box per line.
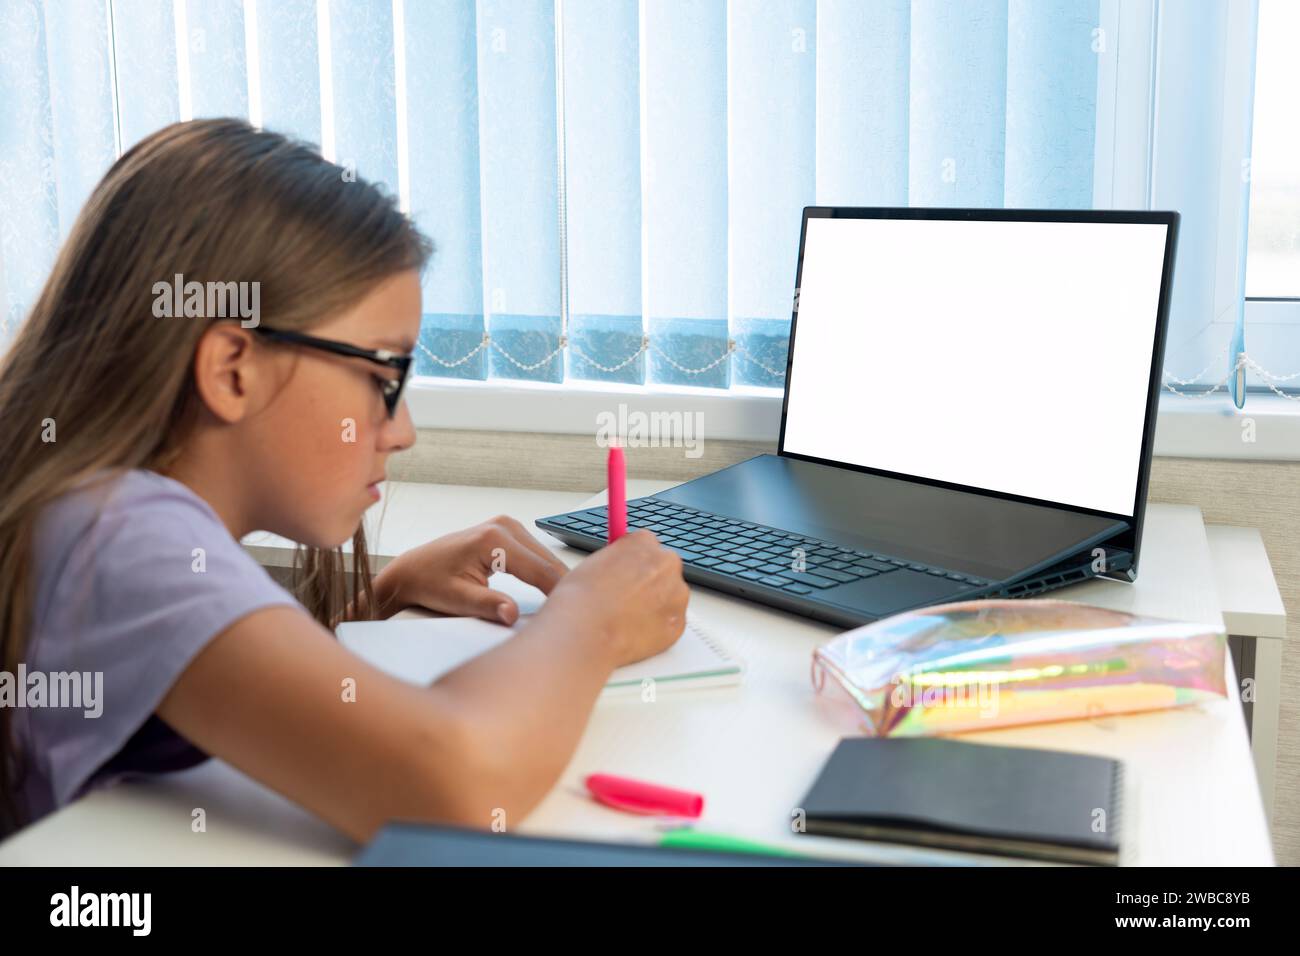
left=607, top=445, right=627, bottom=542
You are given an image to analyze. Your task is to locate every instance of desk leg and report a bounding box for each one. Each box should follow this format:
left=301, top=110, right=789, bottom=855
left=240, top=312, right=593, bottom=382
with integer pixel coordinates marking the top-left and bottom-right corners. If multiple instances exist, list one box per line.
left=1228, top=633, right=1279, bottom=827
left=1227, top=636, right=1255, bottom=735
left=1251, top=638, right=1282, bottom=827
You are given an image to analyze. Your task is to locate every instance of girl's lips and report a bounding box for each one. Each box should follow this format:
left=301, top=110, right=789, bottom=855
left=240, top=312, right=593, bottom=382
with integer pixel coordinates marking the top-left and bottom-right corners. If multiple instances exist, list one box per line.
left=366, top=483, right=382, bottom=501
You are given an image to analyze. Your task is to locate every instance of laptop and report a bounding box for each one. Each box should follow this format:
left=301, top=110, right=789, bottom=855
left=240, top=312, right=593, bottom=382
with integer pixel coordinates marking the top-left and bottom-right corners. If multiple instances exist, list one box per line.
left=538, top=207, right=1179, bottom=628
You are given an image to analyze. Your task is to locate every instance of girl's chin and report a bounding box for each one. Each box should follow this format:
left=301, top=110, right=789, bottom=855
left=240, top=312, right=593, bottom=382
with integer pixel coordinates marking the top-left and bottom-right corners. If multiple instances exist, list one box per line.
left=298, top=520, right=364, bottom=550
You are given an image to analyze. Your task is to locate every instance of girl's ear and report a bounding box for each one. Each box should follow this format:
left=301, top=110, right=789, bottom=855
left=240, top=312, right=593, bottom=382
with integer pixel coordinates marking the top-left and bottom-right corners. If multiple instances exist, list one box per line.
left=192, top=324, right=262, bottom=424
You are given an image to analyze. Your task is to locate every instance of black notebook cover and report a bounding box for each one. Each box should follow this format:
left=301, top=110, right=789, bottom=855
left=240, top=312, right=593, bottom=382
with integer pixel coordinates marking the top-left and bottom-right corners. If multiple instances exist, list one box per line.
left=799, top=738, right=1124, bottom=865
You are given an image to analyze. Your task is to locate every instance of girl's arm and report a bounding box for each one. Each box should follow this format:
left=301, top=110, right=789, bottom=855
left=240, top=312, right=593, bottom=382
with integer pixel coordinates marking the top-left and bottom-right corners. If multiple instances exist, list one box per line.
left=156, top=531, right=686, bottom=842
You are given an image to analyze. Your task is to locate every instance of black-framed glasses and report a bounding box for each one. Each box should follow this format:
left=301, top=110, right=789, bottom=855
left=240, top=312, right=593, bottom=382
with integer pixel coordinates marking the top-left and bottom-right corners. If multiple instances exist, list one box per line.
left=253, top=327, right=413, bottom=417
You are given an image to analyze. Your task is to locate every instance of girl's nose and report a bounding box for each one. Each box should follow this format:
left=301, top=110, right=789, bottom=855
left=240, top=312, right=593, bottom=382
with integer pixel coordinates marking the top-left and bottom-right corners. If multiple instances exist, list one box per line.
left=381, top=399, right=416, bottom=453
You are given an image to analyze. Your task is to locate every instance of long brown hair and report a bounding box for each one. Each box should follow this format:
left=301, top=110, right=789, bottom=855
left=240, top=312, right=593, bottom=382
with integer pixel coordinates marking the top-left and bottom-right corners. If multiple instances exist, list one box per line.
left=0, top=119, right=431, bottom=834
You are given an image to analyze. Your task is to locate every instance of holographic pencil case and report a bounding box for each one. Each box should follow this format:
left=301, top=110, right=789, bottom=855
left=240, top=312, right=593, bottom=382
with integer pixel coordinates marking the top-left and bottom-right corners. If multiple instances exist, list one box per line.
left=811, top=599, right=1226, bottom=737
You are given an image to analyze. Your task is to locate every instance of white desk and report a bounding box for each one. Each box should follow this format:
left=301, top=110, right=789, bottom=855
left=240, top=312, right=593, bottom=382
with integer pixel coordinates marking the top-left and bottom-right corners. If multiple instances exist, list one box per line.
left=0, top=482, right=1275, bottom=866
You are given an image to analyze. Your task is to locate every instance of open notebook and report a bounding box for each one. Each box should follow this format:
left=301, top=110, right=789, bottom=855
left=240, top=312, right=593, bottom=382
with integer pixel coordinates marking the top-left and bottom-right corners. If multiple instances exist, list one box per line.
left=337, top=574, right=743, bottom=694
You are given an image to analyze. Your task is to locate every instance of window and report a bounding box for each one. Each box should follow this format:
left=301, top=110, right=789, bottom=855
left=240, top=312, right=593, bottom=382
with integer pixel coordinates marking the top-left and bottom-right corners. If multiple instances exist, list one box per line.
left=1, top=0, right=1292, bottom=408
left=416, top=0, right=1107, bottom=392
left=1246, top=0, right=1300, bottom=299
left=1242, top=0, right=1300, bottom=396
left=0, top=0, right=1106, bottom=390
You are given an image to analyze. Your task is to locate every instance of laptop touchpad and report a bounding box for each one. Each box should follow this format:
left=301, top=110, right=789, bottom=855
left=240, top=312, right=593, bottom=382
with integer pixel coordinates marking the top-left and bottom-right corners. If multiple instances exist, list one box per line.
left=826, top=570, right=971, bottom=618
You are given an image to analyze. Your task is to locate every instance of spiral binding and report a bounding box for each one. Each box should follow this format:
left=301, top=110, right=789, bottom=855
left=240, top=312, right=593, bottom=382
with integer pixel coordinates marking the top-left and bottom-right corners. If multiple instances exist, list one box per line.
left=684, top=613, right=736, bottom=665
left=1109, top=759, right=1127, bottom=864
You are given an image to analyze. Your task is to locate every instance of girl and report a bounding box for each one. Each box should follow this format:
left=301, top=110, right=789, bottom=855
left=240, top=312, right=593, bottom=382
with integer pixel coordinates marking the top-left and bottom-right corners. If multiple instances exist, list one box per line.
left=0, top=119, right=689, bottom=841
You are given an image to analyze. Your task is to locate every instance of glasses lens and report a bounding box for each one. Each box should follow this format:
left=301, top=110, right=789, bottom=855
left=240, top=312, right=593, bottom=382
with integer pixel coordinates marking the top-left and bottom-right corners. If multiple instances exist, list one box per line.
left=385, top=360, right=412, bottom=416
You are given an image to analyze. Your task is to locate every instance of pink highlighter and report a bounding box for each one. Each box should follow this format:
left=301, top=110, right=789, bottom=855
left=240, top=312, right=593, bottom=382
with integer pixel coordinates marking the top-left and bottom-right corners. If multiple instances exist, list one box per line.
left=607, top=445, right=627, bottom=542
left=585, top=773, right=704, bottom=818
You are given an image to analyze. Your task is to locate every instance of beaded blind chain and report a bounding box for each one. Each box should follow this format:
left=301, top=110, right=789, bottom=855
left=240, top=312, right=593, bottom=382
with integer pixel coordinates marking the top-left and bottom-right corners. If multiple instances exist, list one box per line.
left=1162, top=345, right=1300, bottom=402
left=418, top=330, right=1294, bottom=394
left=417, top=332, right=787, bottom=379
left=6, top=298, right=1297, bottom=393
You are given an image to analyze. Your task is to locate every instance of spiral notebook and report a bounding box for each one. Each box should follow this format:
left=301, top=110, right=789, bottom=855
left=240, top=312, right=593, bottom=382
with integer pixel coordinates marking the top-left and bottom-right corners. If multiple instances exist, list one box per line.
left=337, top=575, right=743, bottom=694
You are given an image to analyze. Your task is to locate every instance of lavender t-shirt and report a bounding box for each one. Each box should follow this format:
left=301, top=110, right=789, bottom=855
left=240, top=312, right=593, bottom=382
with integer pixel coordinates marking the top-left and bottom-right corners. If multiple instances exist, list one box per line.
left=18, top=469, right=297, bottom=825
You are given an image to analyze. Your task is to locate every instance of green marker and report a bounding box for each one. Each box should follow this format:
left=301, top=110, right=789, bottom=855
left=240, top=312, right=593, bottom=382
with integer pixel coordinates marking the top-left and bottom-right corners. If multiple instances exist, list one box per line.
left=657, top=828, right=805, bottom=859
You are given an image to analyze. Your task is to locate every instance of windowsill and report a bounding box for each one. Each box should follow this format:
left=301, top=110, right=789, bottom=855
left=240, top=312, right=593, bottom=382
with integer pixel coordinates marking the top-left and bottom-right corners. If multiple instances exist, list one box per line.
left=406, top=377, right=785, bottom=443
left=1153, top=392, right=1300, bottom=460
left=406, top=378, right=1300, bottom=461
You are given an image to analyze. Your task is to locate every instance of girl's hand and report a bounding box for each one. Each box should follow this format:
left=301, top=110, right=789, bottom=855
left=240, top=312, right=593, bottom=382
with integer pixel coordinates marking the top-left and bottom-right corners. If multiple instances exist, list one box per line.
left=538, top=530, right=690, bottom=667
left=377, top=516, right=570, bottom=624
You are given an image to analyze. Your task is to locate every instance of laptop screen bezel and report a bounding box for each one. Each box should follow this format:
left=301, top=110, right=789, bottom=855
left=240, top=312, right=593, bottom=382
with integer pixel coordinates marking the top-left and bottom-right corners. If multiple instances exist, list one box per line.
left=776, top=206, right=1179, bottom=577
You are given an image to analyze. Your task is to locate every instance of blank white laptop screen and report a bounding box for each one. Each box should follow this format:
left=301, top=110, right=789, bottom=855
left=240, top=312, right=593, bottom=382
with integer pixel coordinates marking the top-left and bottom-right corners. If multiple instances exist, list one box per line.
left=781, top=216, right=1170, bottom=517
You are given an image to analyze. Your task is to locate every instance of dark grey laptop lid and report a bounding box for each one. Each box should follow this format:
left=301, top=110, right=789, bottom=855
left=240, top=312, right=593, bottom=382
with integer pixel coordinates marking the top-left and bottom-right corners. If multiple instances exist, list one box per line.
left=772, top=207, right=1179, bottom=581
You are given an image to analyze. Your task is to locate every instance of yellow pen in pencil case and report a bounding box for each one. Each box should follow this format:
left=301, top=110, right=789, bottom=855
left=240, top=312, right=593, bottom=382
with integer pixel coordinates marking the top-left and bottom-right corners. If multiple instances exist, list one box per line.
left=811, top=600, right=1227, bottom=737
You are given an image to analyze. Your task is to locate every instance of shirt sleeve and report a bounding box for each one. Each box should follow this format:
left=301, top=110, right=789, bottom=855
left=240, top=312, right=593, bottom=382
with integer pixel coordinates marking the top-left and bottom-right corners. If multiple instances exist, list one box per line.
left=24, top=476, right=300, bottom=810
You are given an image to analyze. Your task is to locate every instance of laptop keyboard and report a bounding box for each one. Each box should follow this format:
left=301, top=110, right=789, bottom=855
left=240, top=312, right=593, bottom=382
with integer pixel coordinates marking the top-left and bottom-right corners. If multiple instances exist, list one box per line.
left=543, top=498, right=990, bottom=596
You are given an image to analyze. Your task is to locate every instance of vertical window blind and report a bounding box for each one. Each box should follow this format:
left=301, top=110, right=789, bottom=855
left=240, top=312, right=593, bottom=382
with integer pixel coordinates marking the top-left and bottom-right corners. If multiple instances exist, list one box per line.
left=0, top=0, right=1283, bottom=399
